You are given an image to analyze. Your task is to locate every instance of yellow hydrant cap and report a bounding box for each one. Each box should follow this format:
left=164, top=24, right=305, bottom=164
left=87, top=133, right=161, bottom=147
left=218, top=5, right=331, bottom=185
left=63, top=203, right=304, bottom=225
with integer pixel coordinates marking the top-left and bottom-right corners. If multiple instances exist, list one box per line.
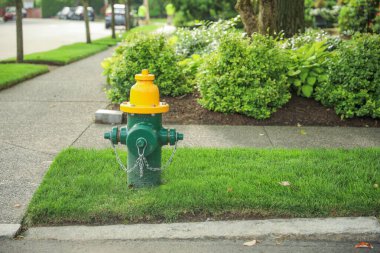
left=120, top=69, right=169, bottom=114
left=135, top=69, right=155, bottom=81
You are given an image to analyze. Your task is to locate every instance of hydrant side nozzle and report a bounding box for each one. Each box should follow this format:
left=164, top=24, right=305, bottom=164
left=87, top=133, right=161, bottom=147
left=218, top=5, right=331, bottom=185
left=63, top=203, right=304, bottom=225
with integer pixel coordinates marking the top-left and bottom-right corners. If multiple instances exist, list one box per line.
left=177, top=133, right=184, bottom=141
left=104, top=127, right=119, bottom=145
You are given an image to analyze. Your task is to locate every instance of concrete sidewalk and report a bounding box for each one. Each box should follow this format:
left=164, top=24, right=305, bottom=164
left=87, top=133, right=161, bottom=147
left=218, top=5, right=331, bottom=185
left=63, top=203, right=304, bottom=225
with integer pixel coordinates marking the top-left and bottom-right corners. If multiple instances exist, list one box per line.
left=0, top=48, right=111, bottom=226
left=74, top=124, right=380, bottom=149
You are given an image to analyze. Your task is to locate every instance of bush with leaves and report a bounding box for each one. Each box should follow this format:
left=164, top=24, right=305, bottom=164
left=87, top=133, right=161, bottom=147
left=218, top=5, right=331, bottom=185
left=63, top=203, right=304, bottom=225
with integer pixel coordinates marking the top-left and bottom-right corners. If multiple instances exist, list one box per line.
left=338, top=0, right=380, bottom=33
left=172, top=17, right=240, bottom=58
left=315, top=33, right=380, bottom=118
left=102, top=35, right=192, bottom=103
left=197, top=33, right=291, bottom=119
left=287, top=41, right=333, bottom=98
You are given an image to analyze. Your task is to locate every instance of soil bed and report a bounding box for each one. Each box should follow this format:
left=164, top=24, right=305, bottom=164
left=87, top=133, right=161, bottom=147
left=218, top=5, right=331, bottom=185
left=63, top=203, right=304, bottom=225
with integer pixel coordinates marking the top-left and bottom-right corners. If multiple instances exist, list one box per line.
left=114, top=93, right=378, bottom=127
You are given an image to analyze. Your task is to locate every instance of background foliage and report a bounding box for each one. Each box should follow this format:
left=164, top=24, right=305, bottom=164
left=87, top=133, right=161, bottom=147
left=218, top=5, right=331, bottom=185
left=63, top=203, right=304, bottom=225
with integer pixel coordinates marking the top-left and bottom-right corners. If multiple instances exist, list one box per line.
left=315, top=33, right=380, bottom=118
left=338, top=0, right=380, bottom=33
left=171, top=0, right=237, bottom=26
left=197, top=33, right=291, bottom=119
left=102, top=35, right=192, bottom=103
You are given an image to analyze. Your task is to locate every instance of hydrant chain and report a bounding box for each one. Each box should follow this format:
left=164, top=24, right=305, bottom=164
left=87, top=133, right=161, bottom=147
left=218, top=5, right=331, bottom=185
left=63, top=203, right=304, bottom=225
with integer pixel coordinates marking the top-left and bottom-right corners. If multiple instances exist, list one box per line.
left=110, top=138, right=178, bottom=177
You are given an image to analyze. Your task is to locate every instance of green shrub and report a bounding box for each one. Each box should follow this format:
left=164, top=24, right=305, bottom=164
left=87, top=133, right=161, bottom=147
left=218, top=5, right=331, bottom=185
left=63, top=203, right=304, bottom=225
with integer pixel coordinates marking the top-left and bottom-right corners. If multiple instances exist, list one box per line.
left=315, top=33, right=380, bottom=118
left=172, top=17, right=239, bottom=58
left=287, top=41, right=333, bottom=98
left=338, top=0, right=380, bottom=33
left=102, top=35, right=192, bottom=103
left=197, top=33, right=291, bottom=119
left=177, top=54, right=203, bottom=88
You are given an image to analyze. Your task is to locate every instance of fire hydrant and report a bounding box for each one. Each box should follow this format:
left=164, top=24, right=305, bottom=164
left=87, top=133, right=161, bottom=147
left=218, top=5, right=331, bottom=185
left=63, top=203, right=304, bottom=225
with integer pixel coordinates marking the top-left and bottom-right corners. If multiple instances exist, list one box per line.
left=104, top=69, right=184, bottom=188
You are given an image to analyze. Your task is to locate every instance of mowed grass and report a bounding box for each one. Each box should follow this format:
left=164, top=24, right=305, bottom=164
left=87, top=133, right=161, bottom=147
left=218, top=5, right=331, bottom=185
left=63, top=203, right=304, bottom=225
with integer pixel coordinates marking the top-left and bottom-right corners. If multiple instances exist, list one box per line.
left=92, top=36, right=122, bottom=46
left=0, top=64, right=49, bottom=90
left=24, top=148, right=380, bottom=226
left=21, top=43, right=108, bottom=65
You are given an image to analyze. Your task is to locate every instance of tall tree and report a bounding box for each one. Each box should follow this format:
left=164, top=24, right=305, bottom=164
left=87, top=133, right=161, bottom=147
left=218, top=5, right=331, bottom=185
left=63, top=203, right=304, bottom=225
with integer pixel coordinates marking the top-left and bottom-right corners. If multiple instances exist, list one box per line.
left=110, top=0, right=116, bottom=39
left=236, top=0, right=304, bottom=37
left=15, top=0, right=23, bottom=62
left=258, top=0, right=304, bottom=37
left=124, top=0, right=131, bottom=30
left=143, top=0, right=150, bottom=24
left=82, top=0, right=91, bottom=43
left=235, top=0, right=258, bottom=36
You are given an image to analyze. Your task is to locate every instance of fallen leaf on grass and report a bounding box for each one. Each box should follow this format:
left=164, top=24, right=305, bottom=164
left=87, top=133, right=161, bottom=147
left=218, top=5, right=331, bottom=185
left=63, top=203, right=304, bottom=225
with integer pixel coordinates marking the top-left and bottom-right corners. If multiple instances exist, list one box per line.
left=300, top=130, right=307, bottom=135
left=243, top=240, right=257, bottom=247
left=355, top=242, right=373, bottom=249
left=279, top=181, right=291, bottom=186
left=227, top=187, right=233, bottom=193
left=14, top=204, right=21, bottom=208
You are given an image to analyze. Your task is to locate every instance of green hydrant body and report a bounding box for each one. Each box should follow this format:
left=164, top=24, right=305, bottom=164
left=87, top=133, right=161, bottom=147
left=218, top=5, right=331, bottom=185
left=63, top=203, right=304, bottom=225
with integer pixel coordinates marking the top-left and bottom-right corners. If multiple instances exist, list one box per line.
left=104, top=70, right=183, bottom=188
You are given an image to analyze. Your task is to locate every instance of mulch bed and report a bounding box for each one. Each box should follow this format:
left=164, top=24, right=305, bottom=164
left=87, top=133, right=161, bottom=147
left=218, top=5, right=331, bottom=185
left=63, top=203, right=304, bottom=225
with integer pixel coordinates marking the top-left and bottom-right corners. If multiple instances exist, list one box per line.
left=115, top=93, right=378, bottom=127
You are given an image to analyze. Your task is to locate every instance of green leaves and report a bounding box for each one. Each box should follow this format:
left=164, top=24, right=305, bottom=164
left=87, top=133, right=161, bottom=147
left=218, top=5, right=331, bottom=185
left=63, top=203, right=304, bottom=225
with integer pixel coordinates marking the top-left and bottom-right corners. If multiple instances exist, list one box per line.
left=197, top=33, right=291, bottom=119
left=101, top=35, right=192, bottom=103
left=315, top=33, right=380, bottom=119
left=301, top=85, right=313, bottom=98
left=286, top=40, right=331, bottom=98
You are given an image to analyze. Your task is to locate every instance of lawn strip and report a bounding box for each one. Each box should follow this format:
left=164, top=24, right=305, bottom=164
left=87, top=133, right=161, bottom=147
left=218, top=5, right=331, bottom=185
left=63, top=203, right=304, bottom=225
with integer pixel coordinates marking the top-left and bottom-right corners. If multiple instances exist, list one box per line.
left=23, top=43, right=109, bottom=65
left=24, top=147, right=380, bottom=226
left=0, top=64, right=49, bottom=90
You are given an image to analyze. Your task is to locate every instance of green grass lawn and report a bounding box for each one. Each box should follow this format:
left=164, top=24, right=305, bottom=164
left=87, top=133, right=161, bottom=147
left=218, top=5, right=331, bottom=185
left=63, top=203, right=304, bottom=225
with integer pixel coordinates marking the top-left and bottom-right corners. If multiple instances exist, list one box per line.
left=24, top=147, right=380, bottom=226
left=20, top=43, right=109, bottom=65
left=123, top=24, right=162, bottom=40
left=92, top=36, right=121, bottom=46
left=92, top=24, right=163, bottom=46
left=0, top=64, right=49, bottom=90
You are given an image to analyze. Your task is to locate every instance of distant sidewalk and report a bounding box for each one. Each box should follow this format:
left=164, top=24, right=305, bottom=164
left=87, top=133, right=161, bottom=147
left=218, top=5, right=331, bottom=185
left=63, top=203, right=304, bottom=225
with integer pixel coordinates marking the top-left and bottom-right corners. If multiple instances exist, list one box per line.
left=73, top=124, right=380, bottom=149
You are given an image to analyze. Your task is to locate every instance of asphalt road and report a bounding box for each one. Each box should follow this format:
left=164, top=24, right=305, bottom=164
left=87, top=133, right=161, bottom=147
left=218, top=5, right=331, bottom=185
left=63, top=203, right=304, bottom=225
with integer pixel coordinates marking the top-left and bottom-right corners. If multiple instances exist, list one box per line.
left=1, top=239, right=377, bottom=253
left=0, top=18, right=113, bottom=60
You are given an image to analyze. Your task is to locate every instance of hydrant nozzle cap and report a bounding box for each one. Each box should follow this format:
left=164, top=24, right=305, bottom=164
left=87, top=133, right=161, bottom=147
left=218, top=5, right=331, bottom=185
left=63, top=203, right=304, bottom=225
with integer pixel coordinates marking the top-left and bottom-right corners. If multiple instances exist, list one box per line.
left=135, top=69, right=155, bottom=81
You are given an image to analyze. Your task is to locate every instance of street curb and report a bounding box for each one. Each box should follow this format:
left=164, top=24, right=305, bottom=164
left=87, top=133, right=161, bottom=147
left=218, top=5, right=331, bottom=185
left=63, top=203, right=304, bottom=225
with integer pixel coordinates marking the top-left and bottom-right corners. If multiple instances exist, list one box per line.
left=24, top=217, right=380, bottom=242
left=0, top=224, right=21, bottom=239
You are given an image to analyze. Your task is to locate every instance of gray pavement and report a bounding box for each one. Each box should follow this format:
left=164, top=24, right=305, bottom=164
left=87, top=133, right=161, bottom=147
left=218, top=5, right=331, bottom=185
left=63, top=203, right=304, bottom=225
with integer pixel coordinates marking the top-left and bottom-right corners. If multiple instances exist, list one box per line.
left=2, top=238, right=379, bottom=253
left=0, top=18, right=112, bottom=60
left=0, top=48, right=111, bottom=224
left=24, top=217, right=380, bottom=242
left=74, top=124, right=380, bottom=149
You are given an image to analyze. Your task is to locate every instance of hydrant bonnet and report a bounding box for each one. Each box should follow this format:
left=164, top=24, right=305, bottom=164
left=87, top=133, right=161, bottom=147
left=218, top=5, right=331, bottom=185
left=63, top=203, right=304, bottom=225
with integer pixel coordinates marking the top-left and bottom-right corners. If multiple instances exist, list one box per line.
left=120, top=69, right=169, bottom=114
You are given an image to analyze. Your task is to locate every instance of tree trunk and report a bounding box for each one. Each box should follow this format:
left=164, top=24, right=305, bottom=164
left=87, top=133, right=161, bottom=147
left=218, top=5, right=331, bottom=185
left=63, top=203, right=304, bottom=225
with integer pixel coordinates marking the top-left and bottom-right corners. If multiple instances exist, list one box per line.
left=258, top=0, right=304, bottom=37
left=111, top=0, right=116, bottom=39
left=82, top=0, right=91, bottom=43
left=143, top=0, right=150, bottom=24
left=15, top=0, right=23, bottom=63
left=125, top=0, right=130, bottom=30
left=235, top=0, right=258, bottom=36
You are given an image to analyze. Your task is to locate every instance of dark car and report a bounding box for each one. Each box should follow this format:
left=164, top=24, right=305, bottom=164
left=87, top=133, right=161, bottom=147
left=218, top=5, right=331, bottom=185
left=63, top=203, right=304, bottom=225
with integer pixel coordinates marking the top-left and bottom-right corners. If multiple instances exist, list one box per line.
left=3, top=6, right=26, bottom=22
left=72, top=6, right=95, bottom=21
left=105, top=4, right=136, bottom=29
left=57, top=6, right=76, bottom=20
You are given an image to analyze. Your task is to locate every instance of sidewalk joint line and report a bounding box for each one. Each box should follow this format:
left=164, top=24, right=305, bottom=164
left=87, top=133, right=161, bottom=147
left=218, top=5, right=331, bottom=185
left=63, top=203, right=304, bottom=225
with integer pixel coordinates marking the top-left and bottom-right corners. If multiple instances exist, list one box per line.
left=70, top=123, right=93, bottom=147
left=263, top=126, right=274, bottom=147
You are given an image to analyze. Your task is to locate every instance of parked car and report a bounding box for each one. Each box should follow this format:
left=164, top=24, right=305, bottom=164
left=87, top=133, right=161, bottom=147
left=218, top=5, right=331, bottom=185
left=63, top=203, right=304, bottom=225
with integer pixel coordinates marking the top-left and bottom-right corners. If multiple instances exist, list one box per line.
left=72, top=6, right=95, bottom=21
left=3, top=6, right=26, bottom=22
left=57, top=6, right=75, bottom=20
left=105, top=4, right=136, bottom=29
